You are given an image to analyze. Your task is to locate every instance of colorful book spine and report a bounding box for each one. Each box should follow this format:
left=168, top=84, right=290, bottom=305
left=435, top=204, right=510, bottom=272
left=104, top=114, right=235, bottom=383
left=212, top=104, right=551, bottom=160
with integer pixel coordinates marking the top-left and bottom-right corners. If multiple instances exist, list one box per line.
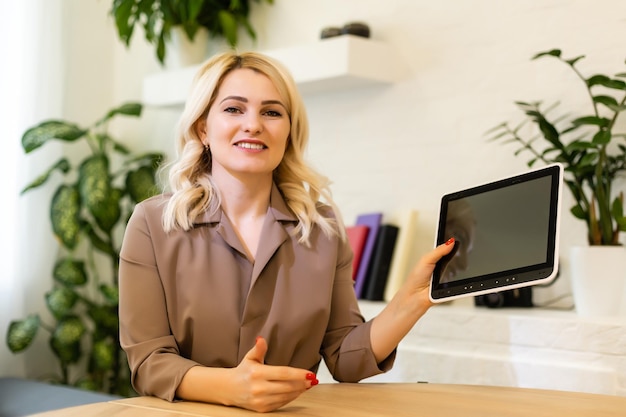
left=346, top=225, right=370, bottom=281
left=353, top=212, right=383, bottom=298
left=384, top=210, right=418, bottom=302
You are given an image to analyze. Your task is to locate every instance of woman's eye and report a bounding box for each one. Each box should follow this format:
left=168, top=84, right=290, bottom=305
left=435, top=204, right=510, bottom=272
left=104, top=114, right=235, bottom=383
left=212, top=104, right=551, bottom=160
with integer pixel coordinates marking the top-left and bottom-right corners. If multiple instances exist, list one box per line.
left=224, top=107, right=241, bottom=114
left=264, top=110, right=282, bottom=117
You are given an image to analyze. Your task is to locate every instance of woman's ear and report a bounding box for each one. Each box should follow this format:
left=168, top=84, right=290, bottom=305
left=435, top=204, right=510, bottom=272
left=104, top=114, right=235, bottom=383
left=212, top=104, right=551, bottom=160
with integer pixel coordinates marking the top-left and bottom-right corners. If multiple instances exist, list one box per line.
left=195, top=118, right=207, bottom=140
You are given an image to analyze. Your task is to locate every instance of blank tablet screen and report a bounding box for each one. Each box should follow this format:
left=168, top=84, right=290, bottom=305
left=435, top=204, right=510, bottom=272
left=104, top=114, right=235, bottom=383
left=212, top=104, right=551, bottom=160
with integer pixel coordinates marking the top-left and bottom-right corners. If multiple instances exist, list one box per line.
left=430, top=164, right=562, bottom=302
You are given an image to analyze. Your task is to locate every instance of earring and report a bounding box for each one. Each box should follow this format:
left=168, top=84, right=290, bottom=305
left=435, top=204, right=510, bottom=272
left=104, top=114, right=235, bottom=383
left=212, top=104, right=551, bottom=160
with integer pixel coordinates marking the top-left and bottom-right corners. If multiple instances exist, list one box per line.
left=204, top=143, right=209, bottom=152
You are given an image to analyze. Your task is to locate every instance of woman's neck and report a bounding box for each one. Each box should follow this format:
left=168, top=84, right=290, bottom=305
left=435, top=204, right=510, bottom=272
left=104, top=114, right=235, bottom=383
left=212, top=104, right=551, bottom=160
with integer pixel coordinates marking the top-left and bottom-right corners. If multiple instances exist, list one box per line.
left=213, top=171, right=273, bottom=224
left=213, top=173, right=272, bottom=261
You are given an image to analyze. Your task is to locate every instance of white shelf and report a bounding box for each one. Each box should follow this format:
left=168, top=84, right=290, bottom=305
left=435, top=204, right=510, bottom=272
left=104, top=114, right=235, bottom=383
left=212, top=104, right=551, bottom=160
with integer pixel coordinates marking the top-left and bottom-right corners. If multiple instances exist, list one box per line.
left=142, top=35, right=407, bottom=106
left=318, top=302, right=626, bottom=397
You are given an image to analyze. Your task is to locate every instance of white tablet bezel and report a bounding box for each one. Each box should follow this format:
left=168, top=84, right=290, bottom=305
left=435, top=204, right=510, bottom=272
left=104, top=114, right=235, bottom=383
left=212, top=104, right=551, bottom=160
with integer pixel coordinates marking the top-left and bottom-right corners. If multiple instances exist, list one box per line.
left=429, top=163, right=563, bottom=303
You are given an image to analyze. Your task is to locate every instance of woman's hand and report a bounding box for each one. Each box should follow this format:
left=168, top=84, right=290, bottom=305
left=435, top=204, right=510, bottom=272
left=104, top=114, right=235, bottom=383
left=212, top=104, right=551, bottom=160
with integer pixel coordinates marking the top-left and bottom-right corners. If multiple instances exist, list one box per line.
left=370, top=238, right=455, bottom=362
left=401, top=237, right=456, bottom=309
left=176, top=337, right=317, bottom=413
left=225, top=336, right=318, bottom=412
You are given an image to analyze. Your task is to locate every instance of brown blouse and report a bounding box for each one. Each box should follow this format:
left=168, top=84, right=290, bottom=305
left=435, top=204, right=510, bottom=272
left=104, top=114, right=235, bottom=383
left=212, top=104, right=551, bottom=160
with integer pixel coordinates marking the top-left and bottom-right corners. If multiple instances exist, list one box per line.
left=119, top=185, right=394, bottom=401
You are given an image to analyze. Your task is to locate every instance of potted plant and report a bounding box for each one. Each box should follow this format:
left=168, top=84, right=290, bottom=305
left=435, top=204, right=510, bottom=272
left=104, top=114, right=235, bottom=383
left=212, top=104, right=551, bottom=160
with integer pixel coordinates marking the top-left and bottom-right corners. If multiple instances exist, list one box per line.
left=5, top=102, right=164, bottom=395
left=487, top=49, right=626, bottom=316
left=110, top=0, right=274, bottom=66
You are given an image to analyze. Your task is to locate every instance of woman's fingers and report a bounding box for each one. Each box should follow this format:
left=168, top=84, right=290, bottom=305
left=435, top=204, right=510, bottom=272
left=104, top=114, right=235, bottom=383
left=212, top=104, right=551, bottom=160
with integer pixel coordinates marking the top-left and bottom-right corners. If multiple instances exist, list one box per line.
left=422, top=238, right=456, bottom=267
left=235, top=337, right=318, bottom=412
left=403, top=238, right=457, bottom=298
left=243, top=336, right=268, bottom=365
left=238, top=367, right=314, bottom=412
left=409, top=238, right=456, bottom=277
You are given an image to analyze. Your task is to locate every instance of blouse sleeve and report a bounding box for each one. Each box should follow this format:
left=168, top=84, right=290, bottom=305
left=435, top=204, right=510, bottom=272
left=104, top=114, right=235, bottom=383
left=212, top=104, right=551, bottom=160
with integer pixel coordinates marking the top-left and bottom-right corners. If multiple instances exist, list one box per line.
left=118, top=201, right=197, bottom=401
left=320, top=232, right=396, bottom=382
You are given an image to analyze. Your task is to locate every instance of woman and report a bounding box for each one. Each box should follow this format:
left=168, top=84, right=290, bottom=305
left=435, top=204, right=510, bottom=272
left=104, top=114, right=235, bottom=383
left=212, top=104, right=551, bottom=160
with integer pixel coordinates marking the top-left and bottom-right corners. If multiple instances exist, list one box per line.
left=119, top=51, right=454, bottom=413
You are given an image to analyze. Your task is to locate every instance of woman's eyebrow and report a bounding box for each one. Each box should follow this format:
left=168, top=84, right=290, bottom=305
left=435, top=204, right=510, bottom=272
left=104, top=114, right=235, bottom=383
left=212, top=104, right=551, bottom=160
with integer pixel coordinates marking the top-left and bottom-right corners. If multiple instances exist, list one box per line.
left=220, top=96, right=286, bottom=109
left=220, top=95, right=247, bottom=103
left=262, top=99, right=286, bottom=108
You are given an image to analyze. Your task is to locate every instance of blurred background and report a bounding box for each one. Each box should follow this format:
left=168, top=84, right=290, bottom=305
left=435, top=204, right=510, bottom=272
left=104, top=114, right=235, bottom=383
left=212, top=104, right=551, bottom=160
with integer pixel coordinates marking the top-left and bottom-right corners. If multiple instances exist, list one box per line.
left=1, top=0, right=624, bottom=383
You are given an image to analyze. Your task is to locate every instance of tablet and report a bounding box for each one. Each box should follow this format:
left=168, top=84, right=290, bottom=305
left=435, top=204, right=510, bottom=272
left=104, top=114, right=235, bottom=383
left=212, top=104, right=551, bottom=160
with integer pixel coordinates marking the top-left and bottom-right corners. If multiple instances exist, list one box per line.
left=429, top=163, right=563, bottom=303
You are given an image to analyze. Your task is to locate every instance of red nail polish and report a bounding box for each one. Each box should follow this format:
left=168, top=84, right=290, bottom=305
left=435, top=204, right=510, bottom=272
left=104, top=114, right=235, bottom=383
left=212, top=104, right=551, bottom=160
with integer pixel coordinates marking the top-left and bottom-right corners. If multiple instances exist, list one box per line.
left=306, top=373, right=316, bottom=381
left=311, top=379, right=319, bottom=386
left=445, top=237, right=455, bottom=245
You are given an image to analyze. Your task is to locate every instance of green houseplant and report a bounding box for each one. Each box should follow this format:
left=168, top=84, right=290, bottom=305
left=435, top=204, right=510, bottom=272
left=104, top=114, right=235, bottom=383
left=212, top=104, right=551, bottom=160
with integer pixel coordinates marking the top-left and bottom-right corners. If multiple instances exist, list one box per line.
left=488, top=49, right=626, bottom=246
left=5, top=102, right=164, bottom=395
left=111, top=0, right=274, bottom=66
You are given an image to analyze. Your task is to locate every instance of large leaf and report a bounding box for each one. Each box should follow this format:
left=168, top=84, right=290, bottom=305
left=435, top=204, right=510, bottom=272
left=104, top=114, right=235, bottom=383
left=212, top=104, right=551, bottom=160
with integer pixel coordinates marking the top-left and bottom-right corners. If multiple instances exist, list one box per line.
left=110, top=0, right=137, bottom=44
left=85, top=224, right=116, bottom=257
left=78, top=156, right=121, bottom=232
left=45, top=287, right=79, bottom=320
left=587, top=74, right=626, bottom=90
left=112, top=141, right=132, bottom=155
left=218, top=10, right=238, bottom=46
left=22, top=121, right=87, bottom=153
left=612, top=195, right=626, bottom=232
left=91, top=102, right=143, bottom=133
left=91, top=338, right=115, bottom=371
left=6, top=315, right=40, bottom=353
left=571, top=204, right=587, bottom=220
left=593, top=95, right=619, bottom=109
left=570, top=116, right=610, bottom=128
left=125, top=152, right=164, bottom=169
left=99, top=284, right=119, bottom=305
left=156, top=31, right=166, bottom=64
left=53, top=258, right=88, bottom=287
left=50, top=316, right=86, bottom=364
left=126, top=165, right=159, bottom=203
left=95, top=188, right=123, bottom=233
left=100, top=102, right=143, bottom=125
left=20, top=158, right=71, bottom=194
left=51, top=185, right=82, bottom=250
left=187, top=0, right=205, bottom=22
left=565, top=141, right=597, bottom=152
left=536, top=117, right=562, bottom=149
left=592, top=130, right=611, bottom=145
left=88, top=305, right=119, bottom=335
left=79, top=155, right=111, bottom=211
left=532, top=49, right=561, bottom=60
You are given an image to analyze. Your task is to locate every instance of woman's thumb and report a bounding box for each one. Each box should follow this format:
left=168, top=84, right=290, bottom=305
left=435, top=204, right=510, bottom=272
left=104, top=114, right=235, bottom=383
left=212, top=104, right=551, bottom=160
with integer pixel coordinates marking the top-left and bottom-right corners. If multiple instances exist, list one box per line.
left=244, top=336, right=267, bottom=364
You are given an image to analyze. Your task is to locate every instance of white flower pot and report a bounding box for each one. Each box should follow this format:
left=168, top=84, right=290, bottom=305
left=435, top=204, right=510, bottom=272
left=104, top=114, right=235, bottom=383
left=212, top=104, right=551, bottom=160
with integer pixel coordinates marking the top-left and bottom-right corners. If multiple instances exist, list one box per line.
left=165, top=27, right=210, bottom=69
left=570, top=246, right=626, bottom=318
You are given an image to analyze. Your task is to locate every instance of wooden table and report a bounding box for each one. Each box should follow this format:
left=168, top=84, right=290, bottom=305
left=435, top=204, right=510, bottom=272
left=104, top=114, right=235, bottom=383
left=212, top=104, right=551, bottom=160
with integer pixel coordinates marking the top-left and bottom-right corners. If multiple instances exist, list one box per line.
left=27, top=383, right=626, bottom=417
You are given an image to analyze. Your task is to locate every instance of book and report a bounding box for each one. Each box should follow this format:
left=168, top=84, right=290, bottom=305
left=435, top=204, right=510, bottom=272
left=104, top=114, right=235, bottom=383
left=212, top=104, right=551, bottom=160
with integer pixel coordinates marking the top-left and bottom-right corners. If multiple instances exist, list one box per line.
left=353, top=212, right=383, bottom=298
left=346, top=225, right=370, bottom=281
left=363, top=224, right=399, bottom=301
left=384, top=210, right=418, bottom=302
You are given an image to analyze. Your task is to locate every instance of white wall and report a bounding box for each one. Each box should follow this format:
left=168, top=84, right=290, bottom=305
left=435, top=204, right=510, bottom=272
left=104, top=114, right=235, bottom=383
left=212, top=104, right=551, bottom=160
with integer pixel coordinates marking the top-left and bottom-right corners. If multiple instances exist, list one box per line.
left=114, top=0, right=626, bottom=308
left=3, top=0, right=625, bottom=379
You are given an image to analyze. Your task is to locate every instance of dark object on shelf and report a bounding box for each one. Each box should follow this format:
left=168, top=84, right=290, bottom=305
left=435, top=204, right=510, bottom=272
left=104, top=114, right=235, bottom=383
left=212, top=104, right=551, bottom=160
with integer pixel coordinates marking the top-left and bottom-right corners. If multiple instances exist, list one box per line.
left=474, top=287, right=534, bottom=308
left=341, top=22, right=371, bottom=38
left=363, top=224, right=399, bottom=301
left=320, top=26, right=342, bottom=39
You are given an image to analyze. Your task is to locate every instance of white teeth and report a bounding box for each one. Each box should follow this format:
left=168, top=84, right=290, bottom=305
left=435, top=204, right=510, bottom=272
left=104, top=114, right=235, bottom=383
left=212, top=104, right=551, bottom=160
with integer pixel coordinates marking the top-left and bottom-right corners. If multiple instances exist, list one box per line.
left=237, top=142, right=264, bottom=150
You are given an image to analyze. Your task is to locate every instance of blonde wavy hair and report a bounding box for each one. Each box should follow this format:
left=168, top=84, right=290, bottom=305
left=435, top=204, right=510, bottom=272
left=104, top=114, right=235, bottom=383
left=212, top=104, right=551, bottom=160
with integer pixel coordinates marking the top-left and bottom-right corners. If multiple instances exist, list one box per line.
left=162, top=51, right=344, bottom=245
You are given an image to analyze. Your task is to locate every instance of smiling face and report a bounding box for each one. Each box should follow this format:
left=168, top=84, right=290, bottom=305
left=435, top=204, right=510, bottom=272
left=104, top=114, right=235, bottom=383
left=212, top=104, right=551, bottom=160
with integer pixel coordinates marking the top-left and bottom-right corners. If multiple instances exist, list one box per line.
left=197, top=68, right=291, bottom=182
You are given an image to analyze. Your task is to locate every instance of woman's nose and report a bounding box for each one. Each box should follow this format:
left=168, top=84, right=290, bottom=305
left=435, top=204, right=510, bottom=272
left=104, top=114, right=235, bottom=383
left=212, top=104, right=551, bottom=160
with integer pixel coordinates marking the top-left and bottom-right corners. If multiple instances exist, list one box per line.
left=243, top=113, right=262, bottom=134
